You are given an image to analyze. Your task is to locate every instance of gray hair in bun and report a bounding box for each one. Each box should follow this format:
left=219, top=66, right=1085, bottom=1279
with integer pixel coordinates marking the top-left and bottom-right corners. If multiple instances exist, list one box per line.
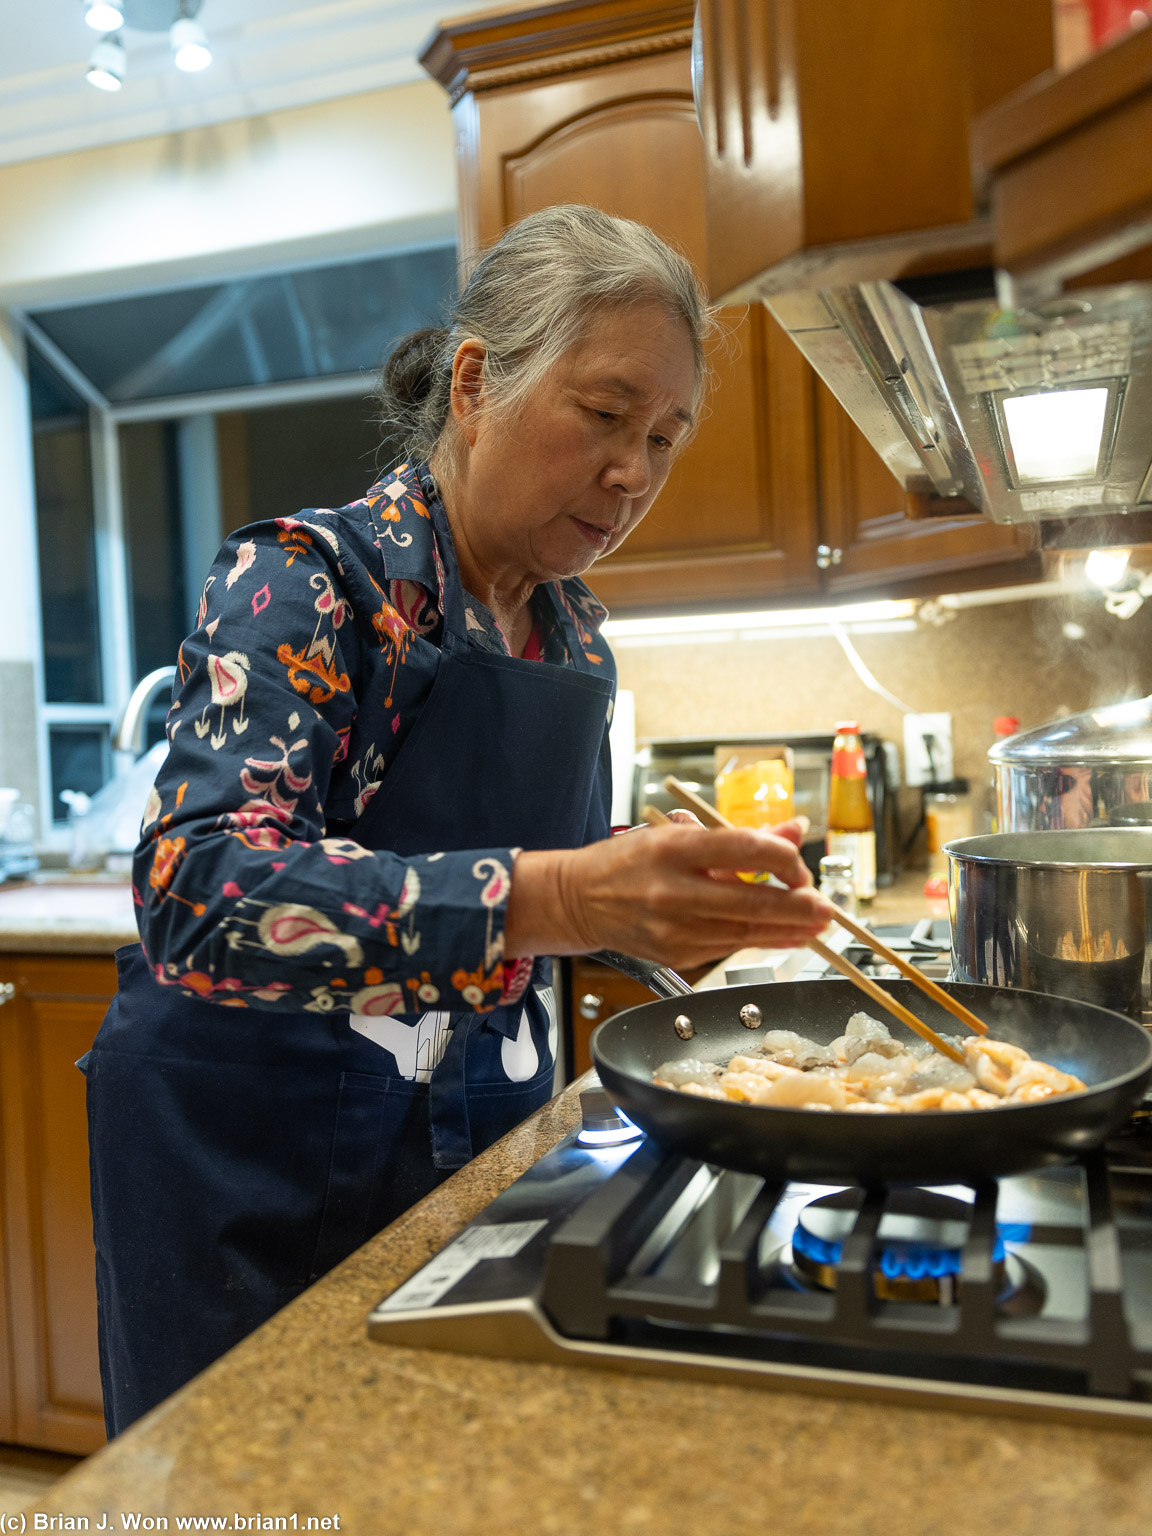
left=376, top=205, right=716, bottom=464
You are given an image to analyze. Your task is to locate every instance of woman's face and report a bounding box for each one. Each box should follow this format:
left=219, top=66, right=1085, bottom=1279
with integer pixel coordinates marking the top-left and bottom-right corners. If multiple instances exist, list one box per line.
left=448, top=301, right=698, bottom=584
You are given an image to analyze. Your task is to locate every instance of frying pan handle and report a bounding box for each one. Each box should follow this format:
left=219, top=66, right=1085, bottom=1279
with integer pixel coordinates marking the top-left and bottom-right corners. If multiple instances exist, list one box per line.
left=589, top=949, right=695, bottom=999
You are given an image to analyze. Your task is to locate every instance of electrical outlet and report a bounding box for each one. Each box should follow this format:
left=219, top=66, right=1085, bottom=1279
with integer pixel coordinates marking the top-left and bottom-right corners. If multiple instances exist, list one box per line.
left=903, top=712, right=954, bottom=787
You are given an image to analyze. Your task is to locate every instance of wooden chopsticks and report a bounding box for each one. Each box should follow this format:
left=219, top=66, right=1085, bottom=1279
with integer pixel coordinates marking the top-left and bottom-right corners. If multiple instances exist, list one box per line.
left=816, top=902, right=987, bottom=1037
left=801, top=937, right=965, bottom=1064
left=649, top=778, right=988, bottom=1061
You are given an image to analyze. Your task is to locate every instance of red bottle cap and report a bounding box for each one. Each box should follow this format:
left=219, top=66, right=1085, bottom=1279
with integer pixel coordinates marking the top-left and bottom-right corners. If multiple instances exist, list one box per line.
left=993, top=715, right=1019, bottom=736
left=833, top=721, right=860, bottom=734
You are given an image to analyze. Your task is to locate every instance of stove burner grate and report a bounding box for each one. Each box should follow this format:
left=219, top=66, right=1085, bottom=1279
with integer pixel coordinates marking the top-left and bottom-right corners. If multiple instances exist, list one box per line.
left=539, top=1141, right=1138, bottom=1399
left=790, top=1188, right=1021, bottom=1302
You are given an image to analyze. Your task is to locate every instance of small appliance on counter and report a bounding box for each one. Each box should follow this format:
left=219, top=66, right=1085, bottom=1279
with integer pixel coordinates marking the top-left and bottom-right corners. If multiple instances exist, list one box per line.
left=633, top=733, right=901, bottom=884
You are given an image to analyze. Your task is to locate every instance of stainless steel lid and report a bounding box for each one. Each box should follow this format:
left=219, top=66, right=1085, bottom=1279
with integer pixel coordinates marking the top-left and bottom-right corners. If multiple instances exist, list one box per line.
left=988, top=695, right=1152, bottom=769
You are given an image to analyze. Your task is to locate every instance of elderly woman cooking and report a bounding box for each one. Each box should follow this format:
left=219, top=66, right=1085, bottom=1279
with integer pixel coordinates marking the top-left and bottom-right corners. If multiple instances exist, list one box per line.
left=87, top=205, right=834, bottom=1434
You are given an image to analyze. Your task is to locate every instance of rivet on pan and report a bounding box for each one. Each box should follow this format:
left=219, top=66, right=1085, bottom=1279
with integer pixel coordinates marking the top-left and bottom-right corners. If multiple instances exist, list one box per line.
left=740, top=1003, right=763, bottom=1030
left=674, top=1014, right=695, bottom=1040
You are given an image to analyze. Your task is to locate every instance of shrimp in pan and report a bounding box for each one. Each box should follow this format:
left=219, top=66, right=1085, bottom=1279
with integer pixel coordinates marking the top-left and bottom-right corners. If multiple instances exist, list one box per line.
left=654, top=1012, right=1085, bottom=1113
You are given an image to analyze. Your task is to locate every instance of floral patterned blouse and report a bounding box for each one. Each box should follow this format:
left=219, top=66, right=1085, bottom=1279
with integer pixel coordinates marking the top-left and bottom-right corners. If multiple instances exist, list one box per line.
left=134, top=462, right=612, bottom=1018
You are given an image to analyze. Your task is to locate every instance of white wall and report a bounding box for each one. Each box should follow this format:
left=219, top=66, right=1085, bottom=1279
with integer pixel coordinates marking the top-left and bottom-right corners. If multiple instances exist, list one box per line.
left=0, top=79, right=457, bottom=309
left=0, top=311, right=44, bottom=815
left=0, top=313, right=40, bottom=662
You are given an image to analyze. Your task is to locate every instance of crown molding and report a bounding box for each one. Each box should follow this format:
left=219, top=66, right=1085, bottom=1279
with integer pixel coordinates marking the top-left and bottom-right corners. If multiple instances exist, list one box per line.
left=420, top=0, right=695, bottom=100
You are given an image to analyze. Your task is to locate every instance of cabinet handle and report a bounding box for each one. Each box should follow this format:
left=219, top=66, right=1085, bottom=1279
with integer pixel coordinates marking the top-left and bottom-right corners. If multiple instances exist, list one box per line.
left=0, top=982, right=14, bottom=1006
left=578, top=992, right=604, bottom=1019
left=816, top=544, right=843, bottom=569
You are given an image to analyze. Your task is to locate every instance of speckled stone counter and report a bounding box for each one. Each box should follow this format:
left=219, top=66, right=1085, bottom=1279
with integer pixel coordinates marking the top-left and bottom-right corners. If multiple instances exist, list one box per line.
left=0, top=877, right=137, bottom=953
left=26, top=1076, right=1152, bottom=1536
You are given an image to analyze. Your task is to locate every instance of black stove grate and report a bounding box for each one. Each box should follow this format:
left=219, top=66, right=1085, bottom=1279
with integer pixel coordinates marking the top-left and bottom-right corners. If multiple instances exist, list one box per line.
left=540, top=1141, right=1144, bottom=1400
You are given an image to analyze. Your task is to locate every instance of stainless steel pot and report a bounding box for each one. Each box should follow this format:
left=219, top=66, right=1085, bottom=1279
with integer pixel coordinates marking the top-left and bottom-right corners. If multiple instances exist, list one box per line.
left=945, top=830, right=1152, bottom=1022
left=991, top=696, right=1152, bottom=833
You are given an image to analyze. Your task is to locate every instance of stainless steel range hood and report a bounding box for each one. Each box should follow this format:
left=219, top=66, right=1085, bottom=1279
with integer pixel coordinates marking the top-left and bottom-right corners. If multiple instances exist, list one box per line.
left=766, top=278, right=1152, bottom=524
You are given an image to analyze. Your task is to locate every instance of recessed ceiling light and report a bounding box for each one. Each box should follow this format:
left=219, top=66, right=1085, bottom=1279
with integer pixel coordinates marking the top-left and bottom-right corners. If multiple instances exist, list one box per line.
left=86, top=34, right=126, bottom=90
left=84, top=0, right=124, bottom=31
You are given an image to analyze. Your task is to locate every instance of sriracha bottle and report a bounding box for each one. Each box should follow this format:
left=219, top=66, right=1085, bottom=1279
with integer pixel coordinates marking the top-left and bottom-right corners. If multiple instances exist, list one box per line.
left=827, top=721, right=876, bottom=900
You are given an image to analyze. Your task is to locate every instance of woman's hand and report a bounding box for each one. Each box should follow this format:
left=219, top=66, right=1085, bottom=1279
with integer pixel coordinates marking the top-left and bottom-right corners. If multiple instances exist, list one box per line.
left=505, top=821, right=834, bottom=968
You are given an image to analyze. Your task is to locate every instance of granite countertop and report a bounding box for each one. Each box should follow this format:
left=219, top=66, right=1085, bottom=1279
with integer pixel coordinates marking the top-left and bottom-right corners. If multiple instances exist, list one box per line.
left=0, top=874, right=137, bottom=954
left=29, top=1076, right=1152, bottom=1536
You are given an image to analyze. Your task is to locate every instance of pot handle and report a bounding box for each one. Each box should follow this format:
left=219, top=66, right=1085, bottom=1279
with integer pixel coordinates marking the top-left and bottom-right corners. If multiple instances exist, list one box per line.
left=589, top=949, right=694, bottom=999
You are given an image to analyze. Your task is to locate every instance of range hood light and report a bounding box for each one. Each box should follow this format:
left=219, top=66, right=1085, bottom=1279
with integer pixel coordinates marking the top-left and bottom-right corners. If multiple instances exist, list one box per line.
left=1001, top=387, right=1110, bottom=484
left=1085, top=547, right=1131, bottom=589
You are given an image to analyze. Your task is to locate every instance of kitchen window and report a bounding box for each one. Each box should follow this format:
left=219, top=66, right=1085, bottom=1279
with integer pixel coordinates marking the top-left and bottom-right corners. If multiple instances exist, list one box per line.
left=21, top=243, right=455, bottom=832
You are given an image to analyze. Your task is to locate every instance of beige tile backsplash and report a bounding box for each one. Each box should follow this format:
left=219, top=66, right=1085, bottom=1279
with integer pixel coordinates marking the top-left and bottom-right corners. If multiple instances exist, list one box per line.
left=613, top=594, right=1152, bottom=834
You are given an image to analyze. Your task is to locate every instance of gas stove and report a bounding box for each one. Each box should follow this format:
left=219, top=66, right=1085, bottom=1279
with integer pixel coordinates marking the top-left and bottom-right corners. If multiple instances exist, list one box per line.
left=370, top=917, right=1152, bottom=1429
left=370, top=1088, right=1152, bottom=1432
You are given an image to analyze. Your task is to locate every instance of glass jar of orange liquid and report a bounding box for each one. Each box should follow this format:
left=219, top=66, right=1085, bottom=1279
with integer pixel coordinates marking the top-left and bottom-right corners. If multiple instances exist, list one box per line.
left=714, top=747, right=794, bottom=829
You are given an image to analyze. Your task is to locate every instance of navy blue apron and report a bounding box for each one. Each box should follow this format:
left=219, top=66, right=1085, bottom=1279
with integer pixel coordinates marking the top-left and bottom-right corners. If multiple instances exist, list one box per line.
left=86, top=470, right=614, bottom=1435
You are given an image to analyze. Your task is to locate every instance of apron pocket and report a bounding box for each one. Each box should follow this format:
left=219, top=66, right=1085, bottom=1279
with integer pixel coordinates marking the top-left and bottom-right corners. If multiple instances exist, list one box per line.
left=462, top=1066, right=555, bottom=1161
left=308, top=1070, right=443, bottom=1282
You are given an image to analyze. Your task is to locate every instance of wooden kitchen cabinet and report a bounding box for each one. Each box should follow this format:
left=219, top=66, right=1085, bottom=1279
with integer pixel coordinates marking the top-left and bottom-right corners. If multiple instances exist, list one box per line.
left=425, top=0, right=1043, bottom=609
left=974, top=23, right=1152, bottom=295
left=423, top=1, right=822, bottom=610
left=0, top=954, right=109, bottom=1454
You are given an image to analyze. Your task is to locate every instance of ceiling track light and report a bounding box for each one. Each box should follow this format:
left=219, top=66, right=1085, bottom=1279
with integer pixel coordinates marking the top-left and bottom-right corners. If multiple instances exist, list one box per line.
left=171, top=14, right=212, bottom=72
left=86, top=33, right=126, bottom=90
left=84, top=0, right=124, bottom=31
left=82, top=0, right=211, bottom=90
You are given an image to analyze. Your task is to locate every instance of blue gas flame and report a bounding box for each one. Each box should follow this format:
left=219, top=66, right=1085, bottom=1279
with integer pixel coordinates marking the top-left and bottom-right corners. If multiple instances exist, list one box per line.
left=792, top=1218, right=1032, bottom=1280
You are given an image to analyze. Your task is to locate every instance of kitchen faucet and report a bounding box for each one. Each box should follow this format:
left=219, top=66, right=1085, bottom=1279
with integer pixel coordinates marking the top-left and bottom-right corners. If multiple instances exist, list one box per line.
left=114, top=666, right=177, bottom=758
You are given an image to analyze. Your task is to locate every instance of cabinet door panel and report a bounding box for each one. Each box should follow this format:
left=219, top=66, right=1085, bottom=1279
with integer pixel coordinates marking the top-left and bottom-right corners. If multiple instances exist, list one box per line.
left=0, top=957, right=109, bottom=1453
left=0, top=1133, right=12, bottom=1443
left=817, top=383, right=1036, bottom=591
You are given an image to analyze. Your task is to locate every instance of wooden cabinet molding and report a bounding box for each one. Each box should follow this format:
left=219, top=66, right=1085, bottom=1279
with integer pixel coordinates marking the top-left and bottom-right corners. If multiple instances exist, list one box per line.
left=0, top=955, right=109, bottom=1454
left=421, top=0, right=694, bottom=104
left=974, top=23, right=1152, bottom=293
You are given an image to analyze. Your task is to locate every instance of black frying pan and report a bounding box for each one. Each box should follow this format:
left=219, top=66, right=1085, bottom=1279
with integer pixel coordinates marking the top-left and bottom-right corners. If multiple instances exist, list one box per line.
left=589, top=956, right=1152, bottom=1184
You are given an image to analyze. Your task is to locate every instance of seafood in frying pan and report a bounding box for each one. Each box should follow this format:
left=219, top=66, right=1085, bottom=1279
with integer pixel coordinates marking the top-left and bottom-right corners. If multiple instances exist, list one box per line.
left=653, top=1011, right=1085, bottom=1113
